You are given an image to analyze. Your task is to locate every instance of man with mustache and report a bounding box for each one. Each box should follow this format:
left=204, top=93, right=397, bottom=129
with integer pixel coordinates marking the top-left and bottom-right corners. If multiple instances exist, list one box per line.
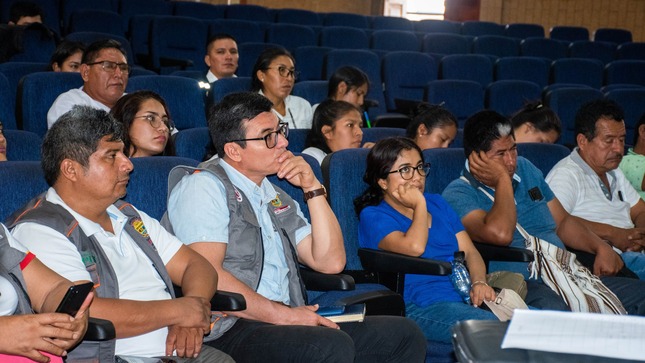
left=546, top=99, right=645, bottom=279
left=10, top=106, right=231, bottom=362
left=47, top=39, right=128, bottom=129
left=442, top=109, right=645, bottom=315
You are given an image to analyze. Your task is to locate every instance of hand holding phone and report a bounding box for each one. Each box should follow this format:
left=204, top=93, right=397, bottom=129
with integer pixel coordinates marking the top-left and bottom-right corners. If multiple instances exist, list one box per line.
left=55, top=281, right=94, bottom=316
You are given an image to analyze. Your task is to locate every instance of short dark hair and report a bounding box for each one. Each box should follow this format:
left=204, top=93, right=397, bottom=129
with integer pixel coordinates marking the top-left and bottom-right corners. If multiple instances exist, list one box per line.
left=327, top=66, right=370, bottom=98
left=9, top=1, right=43, bottom=23
left=354, top=137, right=423, bottom=216
left=511, top=101, right=561, bottom=137
left=250, top=47, right=294, bottom=92
left=81, top=39, right=127, bottom=64
left=463, top=110, right=513, bottom=157
left=206, top=33, right=237, bottom=52
left=405, top=103, right=457, bottom=139
left=49, top=40, right=85, bottom=70
left=306, top=99, right=361, bottom=153
left=208, top=92, right=274, bottom=158
left=575, top=98, right=625, bottom=142
left=110, top=90, right=175, bottom=157
left=42, top=105, right=123, bottom=186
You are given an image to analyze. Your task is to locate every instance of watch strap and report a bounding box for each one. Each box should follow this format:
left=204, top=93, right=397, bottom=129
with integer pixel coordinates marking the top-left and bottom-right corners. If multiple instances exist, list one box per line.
left=303, top=186, right=326, bottom=202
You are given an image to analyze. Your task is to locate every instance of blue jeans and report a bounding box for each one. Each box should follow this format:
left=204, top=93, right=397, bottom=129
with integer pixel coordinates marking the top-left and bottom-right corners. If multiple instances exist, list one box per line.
left=524, top=280, right=570, bottom=311
left=601, top=275, right=645, bottom=316
left=206, top=316, right=427, bottom=363
left=406, top=301, right=497, bottom=343
left=621, top=251, right=645, bottom=280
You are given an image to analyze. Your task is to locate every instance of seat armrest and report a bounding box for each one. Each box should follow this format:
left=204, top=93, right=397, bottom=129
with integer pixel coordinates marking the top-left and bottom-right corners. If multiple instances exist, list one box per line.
left=300, top=267, right=355, bottom=291
left=211, top=290, right=246, bottom=312
left=358, top=248, right=451, bottom=275
left=84, top=317, right=115, bottom=341
left=474, top=242, right=534, bottom=263
left=174, top=285, right=246, bottom=312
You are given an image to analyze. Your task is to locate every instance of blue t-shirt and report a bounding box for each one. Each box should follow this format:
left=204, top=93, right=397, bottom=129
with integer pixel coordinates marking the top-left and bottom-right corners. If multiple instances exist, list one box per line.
left=358, top=193, right=465, bottom=307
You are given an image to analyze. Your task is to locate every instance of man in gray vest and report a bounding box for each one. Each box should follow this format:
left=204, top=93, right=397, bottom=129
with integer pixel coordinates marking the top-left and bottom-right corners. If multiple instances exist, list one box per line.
left=166, top=92, right=426, bottom=362
left=10, top=106, right=232, bottom=362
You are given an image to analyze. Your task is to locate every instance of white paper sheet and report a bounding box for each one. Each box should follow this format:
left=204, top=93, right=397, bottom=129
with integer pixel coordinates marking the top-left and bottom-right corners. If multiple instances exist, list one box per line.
left=501, top=309, right=645, bottom=360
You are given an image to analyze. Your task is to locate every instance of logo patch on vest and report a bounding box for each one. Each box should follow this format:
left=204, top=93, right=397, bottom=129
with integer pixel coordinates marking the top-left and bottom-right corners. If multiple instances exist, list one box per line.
left=131, top=218, right=149, bottom=238
left=130, top=217, right=157, bottom=251
left=270, top=194, right=282, bottom=207
left=234, top=188, right=243, bottom=202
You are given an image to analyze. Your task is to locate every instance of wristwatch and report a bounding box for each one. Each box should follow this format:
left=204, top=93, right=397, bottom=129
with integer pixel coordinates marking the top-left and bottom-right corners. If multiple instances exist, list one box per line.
left=303, top=185, right=327, bottom=202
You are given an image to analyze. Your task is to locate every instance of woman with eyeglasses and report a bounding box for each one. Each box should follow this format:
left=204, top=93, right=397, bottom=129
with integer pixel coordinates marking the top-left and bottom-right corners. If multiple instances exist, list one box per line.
left=354, top=137, right=497, bottom=343
left=302, top=99, right=371, bottom=164
left=251, top=47, right=313, bottom=129
left=110, top=91, right=175, bottom=158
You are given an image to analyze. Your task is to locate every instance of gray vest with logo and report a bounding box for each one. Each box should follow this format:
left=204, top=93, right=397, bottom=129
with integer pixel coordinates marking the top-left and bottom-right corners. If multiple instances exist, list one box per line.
left=7, top=193, right=176, bottom=363
left=164, top=158, right=308, bottom=339
left=0, top=226, right=33, bottom=315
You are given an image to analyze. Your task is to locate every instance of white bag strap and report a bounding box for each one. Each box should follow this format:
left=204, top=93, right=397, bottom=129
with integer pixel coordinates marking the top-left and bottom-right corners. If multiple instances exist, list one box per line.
left=460, top=176, right=532, bottom=240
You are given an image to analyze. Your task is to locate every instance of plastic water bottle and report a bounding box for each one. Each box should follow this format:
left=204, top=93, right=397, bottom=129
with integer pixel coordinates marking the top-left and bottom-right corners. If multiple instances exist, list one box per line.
left=450, top=251, right=472, bottom=305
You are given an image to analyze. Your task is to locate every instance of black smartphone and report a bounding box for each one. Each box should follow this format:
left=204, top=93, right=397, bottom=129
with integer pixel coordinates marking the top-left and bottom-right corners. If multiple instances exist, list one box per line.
left=55, top=281, right=94, bottom=316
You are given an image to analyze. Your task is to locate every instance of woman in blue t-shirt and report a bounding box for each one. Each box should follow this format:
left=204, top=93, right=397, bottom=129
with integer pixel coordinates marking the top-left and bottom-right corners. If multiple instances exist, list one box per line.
left=354, top=137, right=497, bottom=343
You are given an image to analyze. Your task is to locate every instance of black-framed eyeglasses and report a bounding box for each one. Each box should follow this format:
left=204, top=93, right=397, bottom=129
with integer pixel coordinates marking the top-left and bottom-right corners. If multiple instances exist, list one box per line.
left=134, top=114, right=175, bottom=131
left=388, top=163, right=431, bottom=180
left=85, top=60, right=130, bottom=75
left=229, top=122, right=289, bottom=149
left=267, top=66, right=300, bottom=80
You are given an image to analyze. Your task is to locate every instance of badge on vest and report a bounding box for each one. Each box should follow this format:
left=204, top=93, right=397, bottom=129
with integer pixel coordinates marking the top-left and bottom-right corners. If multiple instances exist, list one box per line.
left=271, top=194, right=291, bottom=214
left=130, top=218, right=157, bottom=251
left=271, top=194, right=282, bottom=207
left=131, top=218, right=150, bottom=238
left=234, top=188, right=243, bottom=202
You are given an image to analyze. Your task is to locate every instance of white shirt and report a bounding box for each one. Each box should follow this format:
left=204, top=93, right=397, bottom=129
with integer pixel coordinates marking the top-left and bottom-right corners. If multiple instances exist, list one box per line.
left=206, top=71, right=237, bottom=83
left=0, top=225, right=28, bottom=316
left=47, top=88, right=112, bottom=129
left=301, top=147, right=327, bottom=165
left=11, top=188, right=183, bottom=357
left=259, top=90, right=313, bottom=129
left=546, top=148, right=640, bottom=229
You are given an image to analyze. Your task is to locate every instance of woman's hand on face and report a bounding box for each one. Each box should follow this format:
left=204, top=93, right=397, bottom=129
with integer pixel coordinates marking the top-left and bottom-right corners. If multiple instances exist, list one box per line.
left=391, top=182, right=425, bottom=210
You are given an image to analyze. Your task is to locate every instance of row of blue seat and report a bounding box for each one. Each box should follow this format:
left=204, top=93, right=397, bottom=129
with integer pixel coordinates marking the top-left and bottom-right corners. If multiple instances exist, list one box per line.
left=1, top=0, right=634, bottom=43
left=84, top=16, right=645, bottom=75
left=1, top=61, right=643, bottom=146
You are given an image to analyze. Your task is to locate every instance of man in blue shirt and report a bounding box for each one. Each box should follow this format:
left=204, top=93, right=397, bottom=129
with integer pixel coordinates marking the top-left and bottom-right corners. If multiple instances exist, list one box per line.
left=166, top=92, right=426, bottom=362
left=443, top=110, right=645, bottom=315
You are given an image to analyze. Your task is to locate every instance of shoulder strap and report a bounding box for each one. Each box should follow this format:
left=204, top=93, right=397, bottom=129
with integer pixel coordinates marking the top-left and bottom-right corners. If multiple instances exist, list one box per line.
left=461, top=176, right=531, bottom=241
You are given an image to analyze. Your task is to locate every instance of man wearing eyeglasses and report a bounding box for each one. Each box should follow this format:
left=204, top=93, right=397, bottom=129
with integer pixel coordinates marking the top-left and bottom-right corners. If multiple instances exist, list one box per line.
left=47, top=39, right=129, bottom=129
left=164, top=92, right=426, bottom=362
